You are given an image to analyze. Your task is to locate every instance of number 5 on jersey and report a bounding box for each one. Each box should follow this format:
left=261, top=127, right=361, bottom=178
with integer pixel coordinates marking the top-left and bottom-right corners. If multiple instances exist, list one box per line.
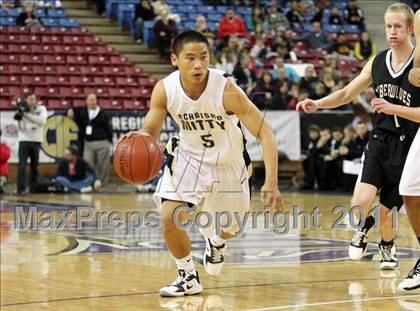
left=200, top=134, right=215, bottom=148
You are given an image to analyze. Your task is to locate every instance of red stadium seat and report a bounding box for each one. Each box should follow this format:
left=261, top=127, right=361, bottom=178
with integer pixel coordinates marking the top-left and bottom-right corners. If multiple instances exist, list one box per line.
left=0, top=75, right=20, bottom=86
left=4, top=55, right=20, bottom=64
left=66, top=55, right=88, bottom=65
left=102, top=66, right=124, bottom=76
left=46, top=99, right=71, bottom=110
left=109, top=88, right=131, bottom=98
left=62, top=35, right=82, bottom=45
left=41, top=35, right=61, bottom=45
left=72, top=98, right=86, bottom=107
left=46, top=75, right=68, bottom=85
left=43, top=55, right=65, bottom=65
left=123, top=99, right=146, bottom=110
left=116, top=77, right=137, bottom=86
left=99, top=98, right=123, bottom=110
left=93, top=76, right=114, bottom=86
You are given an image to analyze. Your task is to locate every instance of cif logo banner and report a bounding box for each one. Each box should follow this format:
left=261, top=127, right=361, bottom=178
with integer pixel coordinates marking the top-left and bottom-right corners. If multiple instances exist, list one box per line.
left=42, top=114, right=79, bottom=159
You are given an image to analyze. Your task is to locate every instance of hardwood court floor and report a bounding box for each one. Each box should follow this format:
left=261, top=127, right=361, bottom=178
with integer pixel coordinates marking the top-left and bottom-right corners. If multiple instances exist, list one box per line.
left=1, top=191, right=419, bottom=310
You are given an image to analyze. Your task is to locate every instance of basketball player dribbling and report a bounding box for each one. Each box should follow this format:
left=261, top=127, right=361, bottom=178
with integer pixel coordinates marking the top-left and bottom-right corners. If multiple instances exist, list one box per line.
left=123, top=30, right=283, bottom=297
left=371, top=8, right=420, bottom=291
left=297, top=3, right=420, bottom=272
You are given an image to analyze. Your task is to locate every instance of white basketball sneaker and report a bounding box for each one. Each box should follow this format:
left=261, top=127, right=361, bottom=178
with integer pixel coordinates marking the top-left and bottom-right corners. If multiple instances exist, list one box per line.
left=159, top=269, right=203, bottom=297
left=398, top=259, right=420, bottom=291
left=203, top=238, right=225, bottom=277
left=378, top=242, right=399, bottom=270
left=348, top=226, right=373, bottom=260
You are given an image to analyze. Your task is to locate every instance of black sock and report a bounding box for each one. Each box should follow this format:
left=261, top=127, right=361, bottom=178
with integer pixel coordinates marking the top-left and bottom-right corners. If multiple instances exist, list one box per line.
left=362, top=215, right=375, bottom=230
left=417, top=237, right=420, bottom=247
left=380, top=239, right=394, bottom=246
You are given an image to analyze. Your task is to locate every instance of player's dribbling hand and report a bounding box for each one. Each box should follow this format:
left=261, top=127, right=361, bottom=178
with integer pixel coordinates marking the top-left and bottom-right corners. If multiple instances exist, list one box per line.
left=371, top=98, right=397, bottom=116
left=296, top=98, right=319, bottom=112
left=261, top=182, right=284, bottom=213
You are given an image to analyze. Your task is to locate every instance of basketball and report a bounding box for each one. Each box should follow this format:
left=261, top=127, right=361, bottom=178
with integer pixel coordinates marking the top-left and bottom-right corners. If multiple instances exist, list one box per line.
left=113, top=135, right=163, bottom=184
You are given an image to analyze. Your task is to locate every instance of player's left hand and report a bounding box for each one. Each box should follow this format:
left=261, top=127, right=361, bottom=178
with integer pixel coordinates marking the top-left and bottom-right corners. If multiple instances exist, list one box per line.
left=371, top=98, right=397, bottom=116
left=261, top=182, right=284, bottom=213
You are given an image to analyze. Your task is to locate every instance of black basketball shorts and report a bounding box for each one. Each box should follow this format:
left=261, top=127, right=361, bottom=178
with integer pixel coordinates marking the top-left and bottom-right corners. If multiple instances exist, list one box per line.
left=358, top=130, right=413, bottom=210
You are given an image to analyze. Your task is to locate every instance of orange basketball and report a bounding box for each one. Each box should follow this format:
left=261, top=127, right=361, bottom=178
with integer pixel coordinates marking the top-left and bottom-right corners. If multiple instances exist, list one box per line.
left=113, top=135, right=163, bottom=184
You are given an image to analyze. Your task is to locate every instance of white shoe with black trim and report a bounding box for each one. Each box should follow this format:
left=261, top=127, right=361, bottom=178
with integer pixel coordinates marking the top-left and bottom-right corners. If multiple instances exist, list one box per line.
left=378, top=242, right=399, bottom=270
left=203, top=238, right=225, bottom=277
left=348, top=226, right=373, bottom=260
left=159, top=269, right=203, bottom=297
left=398, top=259, right=420, bottom=291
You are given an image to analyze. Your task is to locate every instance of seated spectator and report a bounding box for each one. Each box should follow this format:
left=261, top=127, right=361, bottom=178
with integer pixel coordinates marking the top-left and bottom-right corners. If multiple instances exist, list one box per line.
left=93, top=0, right=105, bottom=15
left=320, top=66, right=337, bottom=93
left=1, top=0, right=17, bottom=9
left=305, top=21, right=331, bottom=51
left=270, top=81, right=289, bottom=110
left=249, top=36, right=268, bottom=59
left=354, top=31, right=376, bottom=61
left=312, top=81, right=327, bottom=100
left=221, top=36, right=243, bottom=67
left=196, top=15, right=214, bottom=38
left=36, top=0, right=62, bottom=8
left=329, top=6, right=343, bottom=25
left=344, top=0, right=365, bottom=31
left=215, top=51, right=234, bottom=74
left=232, top=54, right=257, bottom=94
left=271, top=56, right=300, bottom=82
left=330, top=32, right=353, bottom=57
left=250, top=4, right=265, bottom=30
left=286, top=0, right=305, bottom=30
left=252, top=71, right=275, bottom=110
left=217, top=8, right=247, bottom=39
left=207, top=36, right=217, bottom=66
left=352, top=103, right=373, bottom=130
left=56, top=146, right=100, bottom=193
left=339, top=122, right=369, bottom=191
left=133, top=0, right=155, bottom=42
left=267, top=5, right=289, bottom=32
left=252, top=71, right=276, bottom=110
left=301, top=124, right=322, bottom=190
left=310, top=5, right=324, bottom=23
left=0, top=130, right=10, bottom=194
left=153, top=9, right=177, bottom=60
left=271, top=64, right=292, bottom=87
left=287, top=82, right=301, bottom=110
left=271, top=31, right=297, bottom=62
left=321, top=127, right=344, bottom=190
left=152, top=0, right=180, bottom=23
left=356, top=87, right=375, bottom=112
left=16, top=2, right=41, bottom=28
left=299, top=65, right=318, bottom=95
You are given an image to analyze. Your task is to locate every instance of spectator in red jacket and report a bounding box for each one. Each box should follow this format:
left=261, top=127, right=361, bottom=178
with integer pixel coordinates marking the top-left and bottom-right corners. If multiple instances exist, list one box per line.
left=0, top=130, right=11, bottom=194
left=217, top=8, right=247, bottom=39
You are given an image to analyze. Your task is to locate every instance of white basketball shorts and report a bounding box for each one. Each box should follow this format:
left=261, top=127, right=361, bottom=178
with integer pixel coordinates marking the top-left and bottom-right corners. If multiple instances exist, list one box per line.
left=399, top=128, right=420, bottom=196
left=153, top=148, right=251, bottom=236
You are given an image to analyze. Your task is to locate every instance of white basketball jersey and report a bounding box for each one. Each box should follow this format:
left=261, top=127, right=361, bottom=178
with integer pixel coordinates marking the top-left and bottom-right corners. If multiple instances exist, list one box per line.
left=163, top=68, right=244, bottom=165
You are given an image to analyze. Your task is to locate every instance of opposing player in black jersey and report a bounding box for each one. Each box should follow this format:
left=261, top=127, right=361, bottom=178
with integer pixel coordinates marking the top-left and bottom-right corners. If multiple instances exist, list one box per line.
left=297, top=3, right=419, bottom=271
left=371, top=8, right=420, bottom=291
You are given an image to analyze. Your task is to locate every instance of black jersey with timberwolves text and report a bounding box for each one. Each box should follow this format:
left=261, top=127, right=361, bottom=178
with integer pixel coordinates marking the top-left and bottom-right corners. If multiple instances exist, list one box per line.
left=371, top=49, right=420, bottom=138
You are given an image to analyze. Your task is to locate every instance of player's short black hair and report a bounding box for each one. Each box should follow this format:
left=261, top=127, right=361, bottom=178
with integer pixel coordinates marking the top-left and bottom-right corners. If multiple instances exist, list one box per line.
left=172, top=30, right=209, bottom=56
left=332, top=126, right=342, bottom=133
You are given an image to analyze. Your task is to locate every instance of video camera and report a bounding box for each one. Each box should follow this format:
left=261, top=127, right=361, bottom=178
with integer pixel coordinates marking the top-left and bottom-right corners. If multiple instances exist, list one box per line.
left=13, top=99, right=30, bottom=121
